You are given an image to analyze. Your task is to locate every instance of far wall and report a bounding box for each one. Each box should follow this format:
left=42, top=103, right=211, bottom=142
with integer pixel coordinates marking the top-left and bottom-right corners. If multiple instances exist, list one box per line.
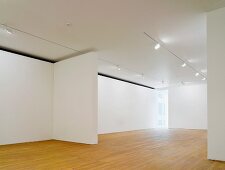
left=98, top=76, right=159, bottom=134
left=168, top=84, right=207, bottom=129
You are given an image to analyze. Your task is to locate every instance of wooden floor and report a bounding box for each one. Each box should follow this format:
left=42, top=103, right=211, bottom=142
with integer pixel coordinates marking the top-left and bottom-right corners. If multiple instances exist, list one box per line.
left=0, top=129, right=225, bottom=170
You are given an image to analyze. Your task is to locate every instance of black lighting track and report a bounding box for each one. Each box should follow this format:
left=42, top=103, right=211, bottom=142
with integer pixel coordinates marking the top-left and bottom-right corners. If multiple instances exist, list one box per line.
left=98, top=73, right=155, bottom=89
left=0, top=46, right=54, bottom=63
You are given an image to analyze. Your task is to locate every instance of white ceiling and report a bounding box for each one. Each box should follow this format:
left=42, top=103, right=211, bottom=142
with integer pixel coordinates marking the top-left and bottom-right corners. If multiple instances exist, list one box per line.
left=0, top=0, right=225, bottom=88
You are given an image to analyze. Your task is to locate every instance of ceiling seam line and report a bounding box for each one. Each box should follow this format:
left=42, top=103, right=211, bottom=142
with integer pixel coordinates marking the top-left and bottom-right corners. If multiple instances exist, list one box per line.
left=0, top=23, right=81, bottom=53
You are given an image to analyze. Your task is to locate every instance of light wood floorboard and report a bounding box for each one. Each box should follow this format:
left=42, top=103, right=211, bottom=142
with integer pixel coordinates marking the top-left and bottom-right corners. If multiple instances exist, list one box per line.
left=0, top=129, right=225, bottom=170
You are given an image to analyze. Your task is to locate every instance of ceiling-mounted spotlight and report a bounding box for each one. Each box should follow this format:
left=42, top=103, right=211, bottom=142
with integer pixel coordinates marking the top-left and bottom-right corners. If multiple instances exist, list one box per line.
left=181, top=63, right=186, bottom=67
left=144, top=32, right=202, bottom=80
left=195, top=73, right=199, bottom=77
left=117, top=65, right=121, bottom=71
left=0, top=25, right=13, bottom=35
left=202, top=77, right=206, bottom=81
left=154, top=43, right=160, bottom=50
left=5, top=28, right=13, bottom=35
left=136, top=73, right=144, bottom=79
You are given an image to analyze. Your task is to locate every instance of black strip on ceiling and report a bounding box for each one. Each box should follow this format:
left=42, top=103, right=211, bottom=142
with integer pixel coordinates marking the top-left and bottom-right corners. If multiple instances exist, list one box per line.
left=98, top=72, right=155, bottom=89
left=0, top=47, right=154, bottom=89
left=0, top=46, right=54, bottom=63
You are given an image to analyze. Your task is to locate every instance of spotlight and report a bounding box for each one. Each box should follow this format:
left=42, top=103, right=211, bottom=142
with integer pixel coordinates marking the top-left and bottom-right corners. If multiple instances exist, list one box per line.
left=202, top=77, right=206, bottom=81
left=154, top=43, right=160, bottom=50
left=181, top=63, right=186, bottom=67
left=117, top=65, right=121, bottom=71
left=195, top=73, right=199, bottom=77
left=0, top=25, right=13, bottom=35
left=5, top=28, right=13, bottom=35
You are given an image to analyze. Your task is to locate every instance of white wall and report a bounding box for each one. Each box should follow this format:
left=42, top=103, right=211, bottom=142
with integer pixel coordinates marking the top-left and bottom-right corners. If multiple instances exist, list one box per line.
left=0, top=50, right=53, bottom=145
left=168, top=84, right=207, bottom=130
left=53, top=53, right=98, bottom=144
left=208, top=7, right=225, bottom=161
left=98, top=76, right=159, bottom=134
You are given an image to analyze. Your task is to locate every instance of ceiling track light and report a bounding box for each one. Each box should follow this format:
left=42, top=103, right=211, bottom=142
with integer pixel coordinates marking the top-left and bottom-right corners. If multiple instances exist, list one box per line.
left=202, top=77, right=206, bottom=81
left=136, top=73, right=144, bottom=79
left=144, top=32, right=207, bottom=81
left=154, top=43, right=160, bottom=50
left=0, top=24, right=13, bottom=35
left=181, top=63, right=186, bottom=67
left=5, top=28, right=13, bottom=35
left=116, top=65, right=121, bottom=71
left=99, top=58, right=161, bottom=87
left=195, top=73, right=200, bottom=77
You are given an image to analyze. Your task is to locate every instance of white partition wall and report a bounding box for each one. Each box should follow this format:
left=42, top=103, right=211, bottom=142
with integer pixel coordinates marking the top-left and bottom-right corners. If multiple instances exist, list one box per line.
left=98, top=76, right=159, bottom=134
left=0, top=50, right=53, bottom=145
left=53, top=53, right=98, bottom=144
left=208, top=7, right=225, bottom=161
left=168, top=84, right=207, bottom=130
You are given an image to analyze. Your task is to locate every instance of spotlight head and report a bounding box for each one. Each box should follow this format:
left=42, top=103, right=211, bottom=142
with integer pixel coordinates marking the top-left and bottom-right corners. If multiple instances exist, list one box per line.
left=195, top=73, right=199, bottom=77
left=116, top=65, right=121, bottom=71
left=181, top=63, right=186, bottom=67
left=154, top=43, right=160, bottom=50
